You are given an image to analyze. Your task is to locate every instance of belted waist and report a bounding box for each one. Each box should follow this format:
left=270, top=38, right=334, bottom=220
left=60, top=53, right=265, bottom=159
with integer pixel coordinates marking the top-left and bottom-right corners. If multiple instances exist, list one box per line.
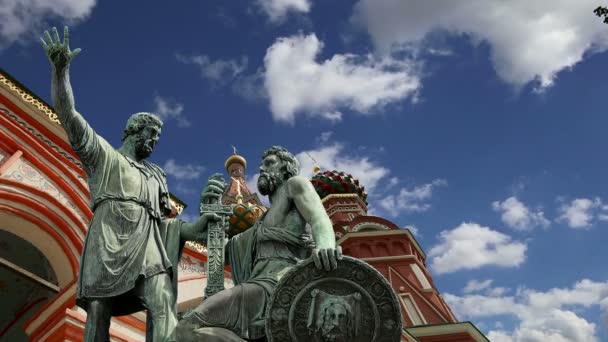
left=92, top=196, right=160, bottom=221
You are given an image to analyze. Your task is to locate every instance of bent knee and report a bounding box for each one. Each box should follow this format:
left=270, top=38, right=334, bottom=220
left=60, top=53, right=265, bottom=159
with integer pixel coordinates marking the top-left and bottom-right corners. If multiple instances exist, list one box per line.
left=176, top=320, right=198, bottom=341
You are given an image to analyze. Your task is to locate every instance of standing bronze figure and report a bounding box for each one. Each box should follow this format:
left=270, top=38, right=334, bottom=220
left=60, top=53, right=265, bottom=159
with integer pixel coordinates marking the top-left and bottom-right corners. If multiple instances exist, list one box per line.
left=41, top=26, right=221, bottom=341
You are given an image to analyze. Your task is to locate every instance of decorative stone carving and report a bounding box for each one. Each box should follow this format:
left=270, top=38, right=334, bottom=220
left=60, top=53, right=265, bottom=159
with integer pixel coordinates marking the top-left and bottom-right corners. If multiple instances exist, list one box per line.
left=266, top=256, right=402, bottom=342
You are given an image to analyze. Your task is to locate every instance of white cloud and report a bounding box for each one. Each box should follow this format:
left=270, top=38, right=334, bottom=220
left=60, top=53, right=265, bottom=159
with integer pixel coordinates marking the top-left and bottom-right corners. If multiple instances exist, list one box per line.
left=379, top=179, right=446, bottom=216
left=176, top=54, right=248, bottom=84
left=264, top=33, right=421, bottom=124
left=557, top=197, right=603, bottom=229
left=428, top=222, right=527, bottom=274
left=352, top=0, right=608, bottom=91
left=0, top=0, right=96, bottom=47
left=163, top=159, right=205, bottom=181
left=464, top=279, right=493, bottom=293
left=153, top=95, right=190, bottom=128
left=492, top=196, right=550, bottom=231
left=256, top=0, right=310, bottom=23
left=446, top=279, right=608, bottom=342
left=296, top=143, right=389, bottom=193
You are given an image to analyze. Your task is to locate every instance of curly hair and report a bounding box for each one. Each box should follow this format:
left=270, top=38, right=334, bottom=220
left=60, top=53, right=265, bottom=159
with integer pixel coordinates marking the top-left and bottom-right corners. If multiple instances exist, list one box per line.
left=262, top=146, right=300, bottom=179
left=122, top=112, right=163, bottom=142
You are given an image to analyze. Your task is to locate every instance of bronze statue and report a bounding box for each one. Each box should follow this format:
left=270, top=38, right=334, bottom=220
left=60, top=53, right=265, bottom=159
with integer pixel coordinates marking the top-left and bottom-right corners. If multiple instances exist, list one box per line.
left=41, top=26, right=221, bottom=341
left=177, top=146, right=343, bottom=341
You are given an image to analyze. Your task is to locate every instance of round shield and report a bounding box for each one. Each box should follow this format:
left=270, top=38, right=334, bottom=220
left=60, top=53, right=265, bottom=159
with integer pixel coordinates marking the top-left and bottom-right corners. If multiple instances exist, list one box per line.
left=266, top=256, right=402, bottom=342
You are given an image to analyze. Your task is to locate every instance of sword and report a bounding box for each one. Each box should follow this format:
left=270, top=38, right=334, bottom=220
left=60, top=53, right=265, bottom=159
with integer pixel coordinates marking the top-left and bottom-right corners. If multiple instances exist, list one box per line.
left=199, top=174, right=232, bottom=299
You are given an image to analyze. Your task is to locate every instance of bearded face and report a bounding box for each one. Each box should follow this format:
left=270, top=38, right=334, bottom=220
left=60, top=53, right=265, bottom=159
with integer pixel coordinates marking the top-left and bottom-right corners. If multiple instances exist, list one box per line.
left=258, top=154, right=284, bottom=196
left=320, top=303, right=349, bottom=342
left=133, top=125, right=161, bottom=160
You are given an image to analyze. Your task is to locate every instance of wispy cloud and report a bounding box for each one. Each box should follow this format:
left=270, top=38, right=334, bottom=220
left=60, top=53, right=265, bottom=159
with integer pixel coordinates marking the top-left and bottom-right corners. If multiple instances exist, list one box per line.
left=176, top=53, right=248, bottom=85
left=153, top=95, right=190, bottom=128
left=492, top=196, right=550, bottom=231
left=379, top=179, right=447, bottom=216
left=256, top=0, right=311, bottom=23
left=428, top=222, right=527, bottom=274
left=163, top=159, right=205, bottom=181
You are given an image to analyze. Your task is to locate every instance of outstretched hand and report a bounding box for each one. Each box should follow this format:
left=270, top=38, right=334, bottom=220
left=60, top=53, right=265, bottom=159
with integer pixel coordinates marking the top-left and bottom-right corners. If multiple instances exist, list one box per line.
left=311, top=246, right=343, bottom=271
left=41, top=26, right=81, bottom=72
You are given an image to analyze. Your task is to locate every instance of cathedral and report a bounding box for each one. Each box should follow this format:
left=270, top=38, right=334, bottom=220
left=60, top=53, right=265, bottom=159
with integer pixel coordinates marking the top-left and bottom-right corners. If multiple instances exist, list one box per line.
left=0, top=68, right=487, bottom=341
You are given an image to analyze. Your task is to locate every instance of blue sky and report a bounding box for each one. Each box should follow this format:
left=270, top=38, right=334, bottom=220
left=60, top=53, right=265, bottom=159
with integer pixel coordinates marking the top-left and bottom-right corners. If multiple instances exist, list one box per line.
left=2, top=0, right=608, bottom=340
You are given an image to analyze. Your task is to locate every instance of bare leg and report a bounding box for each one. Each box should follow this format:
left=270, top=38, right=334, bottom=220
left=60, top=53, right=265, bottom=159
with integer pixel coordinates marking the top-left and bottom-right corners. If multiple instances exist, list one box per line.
left=83, top=299, right=112, bottom=342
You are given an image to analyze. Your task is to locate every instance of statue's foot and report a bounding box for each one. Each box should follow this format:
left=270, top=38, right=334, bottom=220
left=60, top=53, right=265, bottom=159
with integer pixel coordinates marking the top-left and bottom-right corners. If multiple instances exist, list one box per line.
left=191, top=327, right=246, bottom=342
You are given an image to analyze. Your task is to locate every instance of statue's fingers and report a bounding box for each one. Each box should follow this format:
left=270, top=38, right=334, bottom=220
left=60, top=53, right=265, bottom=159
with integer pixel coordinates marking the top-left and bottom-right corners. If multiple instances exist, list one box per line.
left=44, top=31, right=53, bottom=46
left=336, top=246, right=343, bottom=260
left=328, top=248, right=338, bottom=270
left=70, top=48, right=81, bottom=59
left=207, top=179, right=225, bottom=190
left=206, top=184, right=224, bottom=195
left=319, top=249, right=330, bottom=271
left=40, top=37, right=49, bottom=50
left=52, top=27, right=60, bottom=45
left=63, top=26, right=69, bottom=47
left=311, top=249, right=322, bottom=269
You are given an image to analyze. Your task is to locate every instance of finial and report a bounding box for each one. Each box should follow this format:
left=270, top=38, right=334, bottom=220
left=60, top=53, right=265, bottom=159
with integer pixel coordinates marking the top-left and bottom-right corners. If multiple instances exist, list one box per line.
left=232, top=145, right=238, bottom=155
left=305, top=152, right=322, bottom=174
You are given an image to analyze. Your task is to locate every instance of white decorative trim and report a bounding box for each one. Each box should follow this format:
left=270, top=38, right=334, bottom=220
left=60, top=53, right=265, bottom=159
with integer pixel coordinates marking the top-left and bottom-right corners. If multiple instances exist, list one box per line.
left=387, top=266, right=448, bottom=322
left=410, top=263, right=432, bottom=291
left=352, top=222, right=391, bottom=232
left=25, top=281, right=76, bottom=334
left=399, top=293, right=427, bottom=325
left=405, top=322, right=489, bottom=341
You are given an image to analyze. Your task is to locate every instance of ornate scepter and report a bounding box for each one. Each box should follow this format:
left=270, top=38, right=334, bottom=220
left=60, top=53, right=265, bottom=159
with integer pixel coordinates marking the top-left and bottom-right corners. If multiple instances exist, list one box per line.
left=199, top=173, right=232, bottom=298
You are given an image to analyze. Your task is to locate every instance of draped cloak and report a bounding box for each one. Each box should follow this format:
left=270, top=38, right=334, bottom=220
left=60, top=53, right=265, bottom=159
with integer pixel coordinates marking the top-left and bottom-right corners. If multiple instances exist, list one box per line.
left=184, top=216, right=314, bottom=339
left=67, top=116, right=182, bottom=316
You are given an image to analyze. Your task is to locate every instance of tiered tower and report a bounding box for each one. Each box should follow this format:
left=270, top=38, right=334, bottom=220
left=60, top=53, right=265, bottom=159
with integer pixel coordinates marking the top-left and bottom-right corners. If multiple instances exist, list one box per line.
left=311, top=170, right=488, bottom=341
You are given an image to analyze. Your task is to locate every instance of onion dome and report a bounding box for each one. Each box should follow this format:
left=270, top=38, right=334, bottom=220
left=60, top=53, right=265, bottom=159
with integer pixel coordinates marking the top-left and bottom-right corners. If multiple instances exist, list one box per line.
left=222, top=151, right=266, bottom=237
left=228, top=202, right=264, bottom=238
left=311, top=170, right=368, bottom=205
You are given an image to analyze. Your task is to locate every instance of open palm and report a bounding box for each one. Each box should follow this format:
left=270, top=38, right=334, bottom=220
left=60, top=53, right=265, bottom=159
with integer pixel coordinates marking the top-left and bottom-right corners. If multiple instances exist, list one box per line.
left=41, top=26, right=81, bottom=72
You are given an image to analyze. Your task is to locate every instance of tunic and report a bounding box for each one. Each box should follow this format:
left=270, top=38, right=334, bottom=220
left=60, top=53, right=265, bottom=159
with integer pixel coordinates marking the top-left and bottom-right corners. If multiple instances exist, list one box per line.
left=66, top=115, right=175, bottom=316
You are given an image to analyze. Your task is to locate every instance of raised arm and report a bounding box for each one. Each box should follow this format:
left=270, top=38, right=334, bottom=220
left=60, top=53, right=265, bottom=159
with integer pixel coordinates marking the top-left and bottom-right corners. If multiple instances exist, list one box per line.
left=42, top=27, right=103, bottom=167
left=288, top=176, right=342, bottom=270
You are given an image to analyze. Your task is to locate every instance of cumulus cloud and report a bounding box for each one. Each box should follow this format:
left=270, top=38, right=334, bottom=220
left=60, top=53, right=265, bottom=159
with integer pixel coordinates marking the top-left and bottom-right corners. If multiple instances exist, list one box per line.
left=153, top=95, right=190, bottom=128
left=163, top=159, right=205, bottom=181
left=0, top=0, right=96, bottom=48
left=492, top=196, right=550, bottom=231
left=379, top=179, right=447, bottom=216
left=352, top=0, right=608, bottom=91
left=264, top=33, right=421, bottom=124
left=256, top=0, right=311, bottom=23
left=557, top=197, right=604, bottom=229
left=428, top=222, right=527, bottom=274
left=445, top=279, right=608, bottom=342
left=176, top=53, right=248, bottom=84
